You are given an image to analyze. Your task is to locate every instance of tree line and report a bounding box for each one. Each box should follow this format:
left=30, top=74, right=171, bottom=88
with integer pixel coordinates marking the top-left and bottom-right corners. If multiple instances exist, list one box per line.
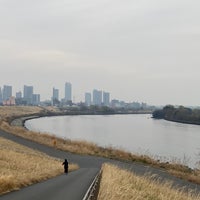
left=152, top=105, right=200, bottom=125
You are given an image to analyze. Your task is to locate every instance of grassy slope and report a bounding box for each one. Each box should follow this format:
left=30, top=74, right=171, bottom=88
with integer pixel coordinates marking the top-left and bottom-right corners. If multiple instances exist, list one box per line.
left=0, top=137, right=78, bottom=195
left=0, top=106, right=43, bottom=118
left=98, top=164, right=200, bottom=200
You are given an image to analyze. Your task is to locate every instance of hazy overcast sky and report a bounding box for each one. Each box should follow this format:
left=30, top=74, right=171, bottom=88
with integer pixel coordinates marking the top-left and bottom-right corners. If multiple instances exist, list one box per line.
left=0, top=0, right=200, bottom=105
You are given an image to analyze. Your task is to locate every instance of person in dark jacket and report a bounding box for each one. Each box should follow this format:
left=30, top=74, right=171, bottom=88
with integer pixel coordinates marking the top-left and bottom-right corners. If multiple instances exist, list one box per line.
left=62, top=159, right=69, bottom=174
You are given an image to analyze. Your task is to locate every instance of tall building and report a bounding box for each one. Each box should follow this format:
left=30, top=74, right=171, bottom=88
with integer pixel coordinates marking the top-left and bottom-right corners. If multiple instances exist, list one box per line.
left=15, top=91, right=23, bottom=105
left=52, top=87, right=59, bottom=106
left=52, top=87, right=59, bottom=101
left=65, top=82, right=72, bottom=101
left=103, top=91, right=110, bottom=106
left=16, top=91, right=22, bottom=99
left=93, top=89, right=102, bottom=106
left=32, top=94, right=40, bottom=105
left=23, top=85, right=33, bottom=105
left=0, top=87, right=3, bottom=104
left=85, top=92, right=91, bottom=106
left=3, top=85, right=12, bottom=101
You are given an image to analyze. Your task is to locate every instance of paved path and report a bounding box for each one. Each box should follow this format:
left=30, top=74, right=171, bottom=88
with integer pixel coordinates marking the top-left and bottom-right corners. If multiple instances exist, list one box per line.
left=0, top=168, right=99, bottom=200
left=1, top=130, right=200, bottom=200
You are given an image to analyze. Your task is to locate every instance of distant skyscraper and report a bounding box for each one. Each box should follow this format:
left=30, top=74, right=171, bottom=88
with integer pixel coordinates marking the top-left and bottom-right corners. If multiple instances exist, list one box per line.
left=3, top=85, right=12, bottom=101
left=0, top=87, right=3, bottom=103
left=16, top=91, right=22, bottom=99
left=23, top=85, right=33, bottom=105
left=93, top=89, right=102, bottom=106
left=65, top=82, right=72, bottom=101
left=15, top=91, right=22, bottom=105
left=32, top=94, right=40, bottom=105
left=103, top=91, right=110, bottom=106
left=52, top=87, right=59, bottom=106
left=52, top=87, right=59, bottom=100
left=85, top=92, right=91, bottom=106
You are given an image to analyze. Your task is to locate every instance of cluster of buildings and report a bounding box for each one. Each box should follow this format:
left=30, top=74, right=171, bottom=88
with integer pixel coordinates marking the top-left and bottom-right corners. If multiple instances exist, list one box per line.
left=84, top=90, right=110, bottom=107
left=0, top=85, right=40, bottom=106
left=0, top=82, right=111, bottom=107
left=52, top=83, right=110, bottom=107
left=0, top=82, right=150, bottom=110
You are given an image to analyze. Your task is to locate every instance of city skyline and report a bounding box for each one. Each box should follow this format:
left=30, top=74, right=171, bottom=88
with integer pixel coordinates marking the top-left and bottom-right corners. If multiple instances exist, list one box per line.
left=1, top=1, right=200, bottom=106
left=0, top=80, right=199, bottom=107
left=0, top=82, right=113, bottom=105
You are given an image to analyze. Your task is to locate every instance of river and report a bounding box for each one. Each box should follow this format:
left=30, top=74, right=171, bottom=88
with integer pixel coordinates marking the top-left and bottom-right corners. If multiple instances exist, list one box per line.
left=25, top=114, right=200, bottom=168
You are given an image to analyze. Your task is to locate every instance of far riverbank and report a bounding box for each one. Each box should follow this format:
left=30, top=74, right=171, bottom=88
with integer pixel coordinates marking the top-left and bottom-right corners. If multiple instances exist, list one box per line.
left=152, top=105, right=200, bottom=126
left=10, top=109, right=153, bottom=127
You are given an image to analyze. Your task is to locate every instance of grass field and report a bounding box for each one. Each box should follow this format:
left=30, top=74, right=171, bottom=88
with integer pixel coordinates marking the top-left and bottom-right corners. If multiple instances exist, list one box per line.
left=98, top=164, right=200, bottom=200
left=0, top=137, right=78, bottom=195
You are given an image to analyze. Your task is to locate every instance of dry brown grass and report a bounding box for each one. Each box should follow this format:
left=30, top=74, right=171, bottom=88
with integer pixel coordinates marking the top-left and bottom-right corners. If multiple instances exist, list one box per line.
left=0, top=106, right=200, bottom=185
left=98, top=163, right=200, bottom=200
left=0, top=119, right=155, bottom=161
left=0, top=106, right=43, bottom=119
left=0, top=137, right=79, bottom=195
left=1, top=119, right=200, bottom=185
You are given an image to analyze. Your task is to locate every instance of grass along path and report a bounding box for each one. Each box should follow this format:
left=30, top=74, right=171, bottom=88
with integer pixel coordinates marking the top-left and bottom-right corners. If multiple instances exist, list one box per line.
left=0, top=137, right=78, bottom=195
left=1, top=106, right=200, bottom=185
left=2, top=118, right=200, bottom=185
left=98, top=164, right=200, bottom=200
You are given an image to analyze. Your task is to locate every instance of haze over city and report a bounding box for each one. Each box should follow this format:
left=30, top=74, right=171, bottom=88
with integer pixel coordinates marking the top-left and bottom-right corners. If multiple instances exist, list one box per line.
left=0, top=0, right=200, bottom=106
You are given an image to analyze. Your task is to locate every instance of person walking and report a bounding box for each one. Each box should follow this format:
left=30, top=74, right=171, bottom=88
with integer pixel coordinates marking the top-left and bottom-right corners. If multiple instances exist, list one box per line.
left=62, top=159, right=69, bottom=174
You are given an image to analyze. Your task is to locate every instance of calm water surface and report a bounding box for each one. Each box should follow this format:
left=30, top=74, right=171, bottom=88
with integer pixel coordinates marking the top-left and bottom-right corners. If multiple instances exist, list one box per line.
left=25, top=114, right=200, bottom=167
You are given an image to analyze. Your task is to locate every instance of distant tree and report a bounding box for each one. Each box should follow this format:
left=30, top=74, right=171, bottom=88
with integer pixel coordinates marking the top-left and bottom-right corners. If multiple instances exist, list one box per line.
left=100, top=106, right=114, bottom=114
left=163, top=105, right=175, bottom=119
left=79, top=104, right=89, bottom=111
left=152, top=105, right=200, bottom=125
left=152, top=109, right=165, bottom=119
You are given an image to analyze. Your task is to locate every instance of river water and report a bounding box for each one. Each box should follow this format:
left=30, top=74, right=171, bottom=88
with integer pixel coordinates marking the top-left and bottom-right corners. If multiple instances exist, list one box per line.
left=25, top=114, right=200, bottom=168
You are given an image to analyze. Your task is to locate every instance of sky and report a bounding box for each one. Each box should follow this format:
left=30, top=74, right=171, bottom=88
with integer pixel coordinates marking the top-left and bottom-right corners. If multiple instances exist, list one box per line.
left=0, top=0, right=200, bottom=106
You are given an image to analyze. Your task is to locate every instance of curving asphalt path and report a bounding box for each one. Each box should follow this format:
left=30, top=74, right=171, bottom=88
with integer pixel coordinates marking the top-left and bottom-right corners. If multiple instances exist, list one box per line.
left=0, top=168, right=99, bottom=200
left=1, top=130, right=200, bottom=200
